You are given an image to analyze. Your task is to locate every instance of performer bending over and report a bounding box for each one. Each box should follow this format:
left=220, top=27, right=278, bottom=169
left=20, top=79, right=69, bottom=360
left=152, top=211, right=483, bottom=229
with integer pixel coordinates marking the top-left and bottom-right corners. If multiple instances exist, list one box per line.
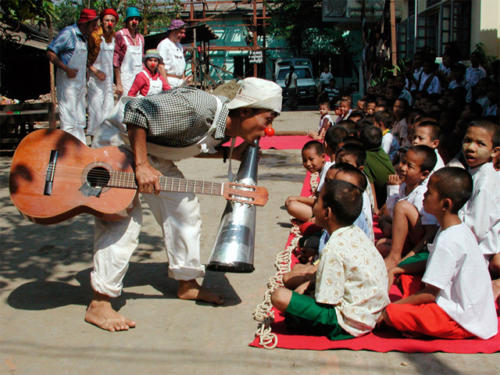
left=86, top=78, right=282, bottom=332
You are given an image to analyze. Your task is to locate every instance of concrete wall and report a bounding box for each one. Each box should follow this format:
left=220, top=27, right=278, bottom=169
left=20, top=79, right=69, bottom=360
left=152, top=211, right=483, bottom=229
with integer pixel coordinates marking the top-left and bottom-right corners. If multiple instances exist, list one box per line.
left=471, top=0, right=500, bottom=57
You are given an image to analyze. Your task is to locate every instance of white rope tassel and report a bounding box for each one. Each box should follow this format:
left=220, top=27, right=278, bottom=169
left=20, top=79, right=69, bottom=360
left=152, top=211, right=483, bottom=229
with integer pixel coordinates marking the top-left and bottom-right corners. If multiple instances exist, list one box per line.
left=252, top=224, right=302, bottom=349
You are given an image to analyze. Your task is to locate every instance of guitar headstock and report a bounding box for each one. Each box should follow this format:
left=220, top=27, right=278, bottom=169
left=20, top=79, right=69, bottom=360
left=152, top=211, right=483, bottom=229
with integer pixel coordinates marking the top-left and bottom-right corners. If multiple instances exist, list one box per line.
left=222, top=182, right=268, bottom=206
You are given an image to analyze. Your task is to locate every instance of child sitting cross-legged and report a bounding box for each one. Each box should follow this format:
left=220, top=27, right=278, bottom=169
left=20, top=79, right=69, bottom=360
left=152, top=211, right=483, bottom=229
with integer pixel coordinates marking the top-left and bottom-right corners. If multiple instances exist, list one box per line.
left=272, top=179, right=389, bottom=340
left=381, top=167, right=498, bottom=340
left=282, top=163, right=371, bottom=290
left=284, top=140, right=326, bottom=222
left=377, top=145, right=438, bottom=270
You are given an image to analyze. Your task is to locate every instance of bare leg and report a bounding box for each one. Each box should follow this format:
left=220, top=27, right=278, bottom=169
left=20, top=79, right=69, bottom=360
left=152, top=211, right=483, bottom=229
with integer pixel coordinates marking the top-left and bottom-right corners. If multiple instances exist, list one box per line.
left=286, top=200, right=313, bottom=222
left=385, top=200, right=420, bottom=270
left=85, top=291, right=136, bottom=332
left=177, top=279, right=224, bottom=305
left=489, top=254, right=500, bottom=301
left=271, top=287, right=293, bottom=312
left=283, top=263, right=317, bottom=290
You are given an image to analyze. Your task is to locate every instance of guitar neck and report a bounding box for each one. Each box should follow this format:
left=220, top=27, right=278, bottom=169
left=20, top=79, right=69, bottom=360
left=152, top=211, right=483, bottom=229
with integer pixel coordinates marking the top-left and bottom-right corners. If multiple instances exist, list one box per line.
left=109, top=171, right=223, bottom=196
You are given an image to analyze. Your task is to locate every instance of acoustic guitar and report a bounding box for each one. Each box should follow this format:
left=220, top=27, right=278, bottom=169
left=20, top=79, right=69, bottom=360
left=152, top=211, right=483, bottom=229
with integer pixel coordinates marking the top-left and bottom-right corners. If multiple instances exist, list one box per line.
left=9, top=129, right=268, bottom=225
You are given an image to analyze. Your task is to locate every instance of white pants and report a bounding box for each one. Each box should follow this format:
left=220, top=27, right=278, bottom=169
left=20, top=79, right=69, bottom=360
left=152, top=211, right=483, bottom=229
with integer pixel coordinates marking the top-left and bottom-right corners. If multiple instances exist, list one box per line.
left=91, top=132, right=205, bottom=297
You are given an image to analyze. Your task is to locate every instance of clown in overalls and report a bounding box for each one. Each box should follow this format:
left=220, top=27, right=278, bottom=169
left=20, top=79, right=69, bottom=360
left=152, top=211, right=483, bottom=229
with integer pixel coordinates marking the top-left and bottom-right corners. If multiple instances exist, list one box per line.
left=47, top=8, right=99, bottom=143
left=113, top=7, right=144, bottom=97
left=86, top=8, right=118, bottom=138
left=128, top=49, right=170, bottom=97
left=87, top=78, right=283, bottom=332
left=157, top=19, right=191, bottom=88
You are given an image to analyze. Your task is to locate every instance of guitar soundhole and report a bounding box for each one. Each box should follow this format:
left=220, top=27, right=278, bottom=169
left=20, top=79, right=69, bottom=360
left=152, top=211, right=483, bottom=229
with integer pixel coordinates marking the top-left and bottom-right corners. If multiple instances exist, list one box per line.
left=87, top=167, right=110, bottom=187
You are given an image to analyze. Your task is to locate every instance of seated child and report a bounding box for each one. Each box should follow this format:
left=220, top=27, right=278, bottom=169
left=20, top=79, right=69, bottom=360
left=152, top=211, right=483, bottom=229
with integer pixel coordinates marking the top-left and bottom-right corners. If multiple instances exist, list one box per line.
left=458, top=121, right=500, bottom=299
left=335, top=144, right=375, bottom=241
left=412, top=119, right=445, bottom=172
left=283, top=163, right=372, bottom=289
left=317, top=126, right=348, bottom=191
left=308, top=99, right=333, bottom=141
left=360, top=125, right=396, bottom=209
left=128, top=49, right=170, bottom=97
left=334, top=98, right=353, bottom=123
left=374, top=111, right=400, bottom=162
left=378, top=146, right=438, bottom=269
left=382, top=167, right=498, bottom=340
left=285, top=140, right=326, bottom=222
left=272, top=179, right=389, bottom=339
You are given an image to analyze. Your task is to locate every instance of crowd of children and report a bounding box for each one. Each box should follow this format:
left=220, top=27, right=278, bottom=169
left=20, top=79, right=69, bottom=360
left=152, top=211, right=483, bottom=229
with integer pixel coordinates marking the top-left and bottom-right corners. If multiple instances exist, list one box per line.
left=276, top=51, right=499, bottom=342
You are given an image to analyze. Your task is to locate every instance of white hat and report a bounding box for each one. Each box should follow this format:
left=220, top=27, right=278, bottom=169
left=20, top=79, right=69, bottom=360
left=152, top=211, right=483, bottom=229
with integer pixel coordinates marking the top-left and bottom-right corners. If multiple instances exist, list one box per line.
left=226, top=77, right=282, bottom=114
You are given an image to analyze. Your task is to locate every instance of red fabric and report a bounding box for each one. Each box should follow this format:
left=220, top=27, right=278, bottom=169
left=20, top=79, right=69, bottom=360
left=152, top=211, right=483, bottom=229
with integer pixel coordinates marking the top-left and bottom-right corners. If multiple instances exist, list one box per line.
left=100, top=8, right=119, bottom=21
left=222, top=135, right=310, bottom=150
left=385, top=302, right=474, bottom=339
left=398, top=274, right=424, bottom=298
left=78, top=9, right=98, bottom=24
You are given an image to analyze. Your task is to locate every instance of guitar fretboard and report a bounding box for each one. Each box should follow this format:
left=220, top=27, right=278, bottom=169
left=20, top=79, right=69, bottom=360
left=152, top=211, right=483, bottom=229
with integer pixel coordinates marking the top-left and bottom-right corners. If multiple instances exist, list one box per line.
left=107, top=171, right=223, bottom=196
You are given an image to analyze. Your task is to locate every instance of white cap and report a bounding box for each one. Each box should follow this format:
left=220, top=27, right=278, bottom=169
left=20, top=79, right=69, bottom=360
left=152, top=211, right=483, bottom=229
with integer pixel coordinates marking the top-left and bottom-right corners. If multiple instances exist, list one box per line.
left=226, top=77, right=283, bottom=114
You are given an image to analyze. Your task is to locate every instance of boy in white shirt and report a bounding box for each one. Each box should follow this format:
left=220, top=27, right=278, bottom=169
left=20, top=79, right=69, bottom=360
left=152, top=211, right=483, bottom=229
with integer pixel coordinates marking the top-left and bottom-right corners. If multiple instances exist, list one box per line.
left=382, top=167, right=497, bottom=339
left=374, top=111, right=399, bottom=161
left=412, top=120, right=445, bottom=172
left=285, top=140, right=326, bottom=222
left=459, top=121, right=500, bottom=300
left=378, top=146, right=438, bottom=269
left=273, top=179, right=389, bottom=339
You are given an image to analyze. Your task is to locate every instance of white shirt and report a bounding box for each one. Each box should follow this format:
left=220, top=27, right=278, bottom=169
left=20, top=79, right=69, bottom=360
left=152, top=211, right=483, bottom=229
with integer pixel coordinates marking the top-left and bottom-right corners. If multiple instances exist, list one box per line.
left=422, top=223, right=498, bottom=339
left=317, top=161, right=334, bottom=192
left=459, top=162, right=500, bottom=257
left=157, top=37, right=186, bottom=88
left=315, top=225, right=389, bottom=337
left=386, top=182, right=438, bottom=225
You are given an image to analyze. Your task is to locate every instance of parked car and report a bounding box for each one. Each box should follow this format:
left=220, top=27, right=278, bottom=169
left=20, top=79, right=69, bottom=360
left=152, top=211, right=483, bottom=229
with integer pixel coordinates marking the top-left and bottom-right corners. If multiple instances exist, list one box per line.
left=275, top=65, right=318, bottom=103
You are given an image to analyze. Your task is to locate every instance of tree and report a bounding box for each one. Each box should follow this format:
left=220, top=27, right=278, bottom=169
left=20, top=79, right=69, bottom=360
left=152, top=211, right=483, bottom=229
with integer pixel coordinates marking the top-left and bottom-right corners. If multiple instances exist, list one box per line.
left=266, top=0, right=349, bottom=61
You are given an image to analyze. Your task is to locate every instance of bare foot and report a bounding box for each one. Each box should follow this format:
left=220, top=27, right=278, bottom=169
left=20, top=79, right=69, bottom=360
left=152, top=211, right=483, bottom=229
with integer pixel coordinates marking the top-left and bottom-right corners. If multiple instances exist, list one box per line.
left=384, top=256, right=400, bottom=271
left=85, top=292, right=136, bottom=332
left=177, top=280, right=224, bottom=305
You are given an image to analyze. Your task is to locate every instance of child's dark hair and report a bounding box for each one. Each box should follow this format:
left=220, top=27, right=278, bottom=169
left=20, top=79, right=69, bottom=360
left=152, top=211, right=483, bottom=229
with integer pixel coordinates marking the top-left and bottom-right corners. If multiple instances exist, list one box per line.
left=328, top=162, right=367, bottom=192
left=336, top=119, right=357, bottom=136
left=325, top=126, right=348, bottom=152
left=319, top=98, right=331, bottom=109
left=468, top=121, right=500, bottom=147
left=374, top=111, right=395, bottom=130
left=409, top=145, right=437, bottom=173
left=322, top=179, right=363, bottom=226
left=360, top=125, right=382, bottom=150
left=349, top=110, right=364, bottom=119
left=336, top=144, right=367, bottom=169
left=302, top=140, right=325, bottom=155
left=416, top=120, right=441, bottom=140
left=432, top=167, right=473, bottom=214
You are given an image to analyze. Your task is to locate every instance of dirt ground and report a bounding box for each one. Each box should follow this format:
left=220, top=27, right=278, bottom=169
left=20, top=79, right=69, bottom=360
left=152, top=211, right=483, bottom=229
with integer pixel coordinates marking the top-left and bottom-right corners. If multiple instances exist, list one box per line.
left=0, top=109, right=498, bottom=375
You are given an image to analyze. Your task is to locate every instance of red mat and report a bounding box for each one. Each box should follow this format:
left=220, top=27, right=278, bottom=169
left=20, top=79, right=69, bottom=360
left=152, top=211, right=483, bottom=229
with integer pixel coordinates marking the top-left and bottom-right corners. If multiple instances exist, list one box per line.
left=223, top=135, right=310, bottom=150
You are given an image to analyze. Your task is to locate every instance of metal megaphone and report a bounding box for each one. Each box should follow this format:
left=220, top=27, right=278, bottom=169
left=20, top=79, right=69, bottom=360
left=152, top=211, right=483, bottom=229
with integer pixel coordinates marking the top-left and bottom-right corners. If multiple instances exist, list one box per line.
left=206, top=139, right=261, bottom=273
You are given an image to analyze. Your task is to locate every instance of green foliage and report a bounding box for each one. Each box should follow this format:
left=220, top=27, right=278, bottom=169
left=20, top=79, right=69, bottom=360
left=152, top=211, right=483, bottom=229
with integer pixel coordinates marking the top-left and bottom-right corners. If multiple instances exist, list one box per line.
left=1, top=0, right=57, bottom=25
left=266, top=0, right=348, bottom=57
